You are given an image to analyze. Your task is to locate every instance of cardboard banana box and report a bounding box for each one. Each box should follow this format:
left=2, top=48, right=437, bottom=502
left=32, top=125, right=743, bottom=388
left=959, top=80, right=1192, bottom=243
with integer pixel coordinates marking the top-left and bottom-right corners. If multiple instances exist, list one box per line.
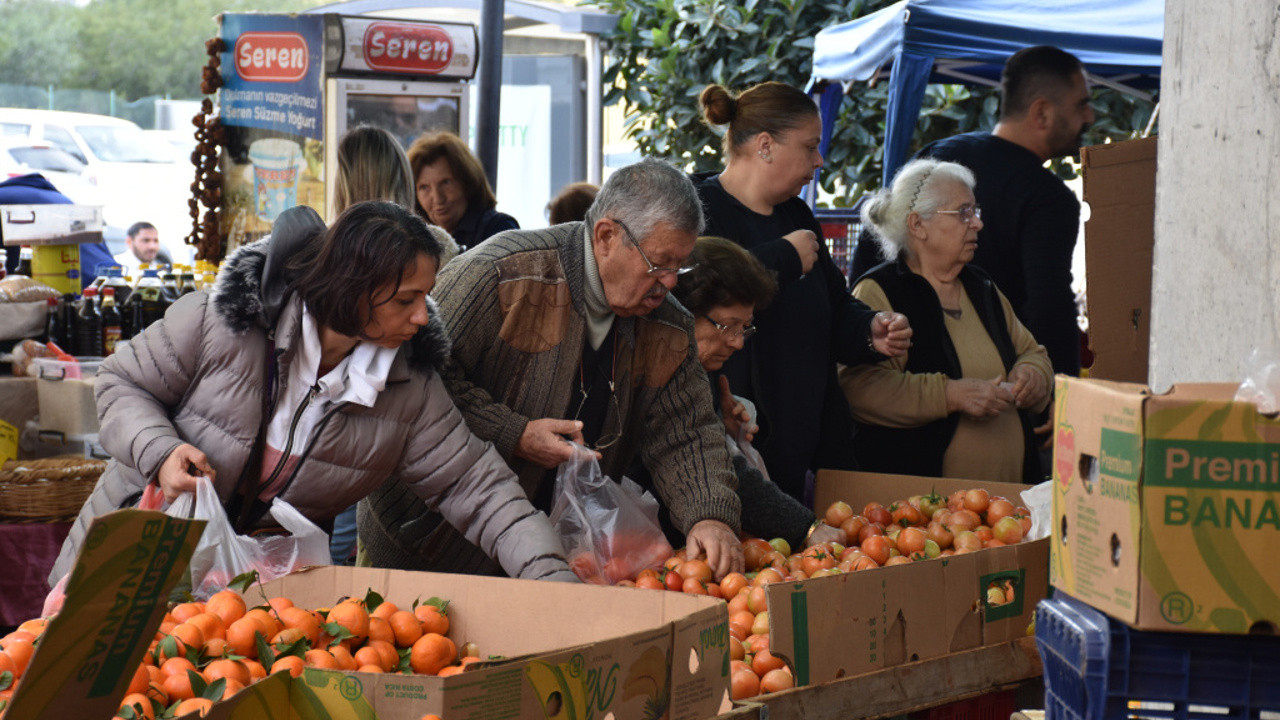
left=765, top=470, right=1049, bottom=687
left=1051, top=376, right=1280, bottom=633
left=206, top=565, right=732, bottom=720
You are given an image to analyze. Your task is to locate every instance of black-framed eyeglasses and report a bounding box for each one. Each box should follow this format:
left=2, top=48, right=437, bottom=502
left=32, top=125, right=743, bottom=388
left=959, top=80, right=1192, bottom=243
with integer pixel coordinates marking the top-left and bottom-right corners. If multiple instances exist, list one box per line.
left=612, top=218, right=697, bottom=277
left=573, top=345, right=623, bottom=451
left=933, top=205, right=982, bottom=225
left=573, top=381, right=623, bottom=451
left=703, top=314, right=757, bottom=340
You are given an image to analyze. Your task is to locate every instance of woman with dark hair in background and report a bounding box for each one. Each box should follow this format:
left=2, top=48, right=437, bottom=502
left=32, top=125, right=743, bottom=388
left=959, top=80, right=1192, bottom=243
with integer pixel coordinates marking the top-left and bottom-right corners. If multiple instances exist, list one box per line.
left=692, top=82, right=912, bottom=504
left=407, top=131, right=518, bottom=251
left=51, top=201, right=574, bottom=584
left=546, top=181, right=599, bottom=225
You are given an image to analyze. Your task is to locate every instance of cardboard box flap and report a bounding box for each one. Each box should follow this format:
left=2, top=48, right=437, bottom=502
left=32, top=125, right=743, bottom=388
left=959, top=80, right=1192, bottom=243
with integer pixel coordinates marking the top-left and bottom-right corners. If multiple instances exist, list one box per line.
left=7, top=510, right=204, bottom=720
left=1081, top=136, right=1157, bottom=384
left=255, top=565, right=721, bottom=660
left=1156, top=382, right=1242, bottom=402
left=1081, top=136, right=1158, bottom=169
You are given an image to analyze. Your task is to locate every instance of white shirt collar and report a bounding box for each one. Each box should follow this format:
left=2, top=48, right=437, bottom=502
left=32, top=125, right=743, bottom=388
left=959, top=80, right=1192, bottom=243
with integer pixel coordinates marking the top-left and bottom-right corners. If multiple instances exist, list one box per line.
left=297, top=305, right=398, bottom=408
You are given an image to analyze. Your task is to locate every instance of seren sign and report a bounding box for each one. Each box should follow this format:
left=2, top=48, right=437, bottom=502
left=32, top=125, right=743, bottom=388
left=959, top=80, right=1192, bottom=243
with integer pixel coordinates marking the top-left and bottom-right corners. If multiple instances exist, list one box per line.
left=235, top=32, right=309, bottom=82
left=363, top=22, right=454, bottom=75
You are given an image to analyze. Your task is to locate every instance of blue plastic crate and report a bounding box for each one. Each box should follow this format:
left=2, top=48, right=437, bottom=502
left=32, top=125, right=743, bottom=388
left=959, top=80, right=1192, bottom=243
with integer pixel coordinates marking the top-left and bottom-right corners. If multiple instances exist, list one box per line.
left=1036, top=593, right=1280, bottom=720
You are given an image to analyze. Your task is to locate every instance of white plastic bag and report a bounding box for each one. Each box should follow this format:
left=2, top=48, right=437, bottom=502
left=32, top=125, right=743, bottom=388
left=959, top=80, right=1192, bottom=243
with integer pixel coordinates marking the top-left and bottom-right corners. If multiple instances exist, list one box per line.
left=728, top=394, right=771, bottom=481
left=550, top=444, right=672, bottom=584
left=168, top=476, right=330, bottom=600
left=1019, top=480, right=1053, bottom=542
left=1234, top=346, right=1280, bottom=414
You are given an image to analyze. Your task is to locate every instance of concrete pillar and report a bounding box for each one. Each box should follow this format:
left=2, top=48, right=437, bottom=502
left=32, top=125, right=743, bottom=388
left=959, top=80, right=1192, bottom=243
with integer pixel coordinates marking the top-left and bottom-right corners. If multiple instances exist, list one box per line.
left=1149, top=0, right=1280, bottom=390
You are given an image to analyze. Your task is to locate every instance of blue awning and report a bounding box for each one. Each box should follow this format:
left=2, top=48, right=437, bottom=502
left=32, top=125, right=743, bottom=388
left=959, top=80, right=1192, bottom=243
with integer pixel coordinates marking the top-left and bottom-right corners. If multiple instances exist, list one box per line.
left=810, top=0, right=1164, bottom=185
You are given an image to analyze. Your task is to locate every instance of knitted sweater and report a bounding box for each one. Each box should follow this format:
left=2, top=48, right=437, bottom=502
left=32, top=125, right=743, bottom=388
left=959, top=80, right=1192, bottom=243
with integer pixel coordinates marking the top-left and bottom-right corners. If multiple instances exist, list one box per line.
left=358, top=221, right=742, bottom=574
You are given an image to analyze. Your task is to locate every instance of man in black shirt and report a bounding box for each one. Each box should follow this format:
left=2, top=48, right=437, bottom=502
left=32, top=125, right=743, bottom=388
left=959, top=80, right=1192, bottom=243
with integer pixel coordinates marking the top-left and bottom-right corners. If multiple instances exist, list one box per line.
left=853, top=45, right=1094, bottom=378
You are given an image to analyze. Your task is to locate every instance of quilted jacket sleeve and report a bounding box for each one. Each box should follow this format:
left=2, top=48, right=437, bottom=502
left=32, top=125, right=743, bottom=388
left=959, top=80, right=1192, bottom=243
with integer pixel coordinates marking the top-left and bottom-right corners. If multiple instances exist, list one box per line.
left=95, top=292, right=211, bottom=482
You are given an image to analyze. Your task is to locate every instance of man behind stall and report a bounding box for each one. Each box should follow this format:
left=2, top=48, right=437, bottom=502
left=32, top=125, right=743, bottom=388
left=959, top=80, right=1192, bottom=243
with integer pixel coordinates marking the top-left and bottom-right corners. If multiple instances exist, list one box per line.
left=113, top=221, right=161, bottom=275
left=359, top=159, right=746, bottom=580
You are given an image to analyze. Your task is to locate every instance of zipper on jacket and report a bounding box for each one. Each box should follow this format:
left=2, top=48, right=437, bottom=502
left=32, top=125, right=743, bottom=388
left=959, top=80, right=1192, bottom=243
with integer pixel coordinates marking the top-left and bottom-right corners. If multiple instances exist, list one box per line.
left=261, top=383, right=319, bottom=489
left=272, top=401, right=350, bottom=502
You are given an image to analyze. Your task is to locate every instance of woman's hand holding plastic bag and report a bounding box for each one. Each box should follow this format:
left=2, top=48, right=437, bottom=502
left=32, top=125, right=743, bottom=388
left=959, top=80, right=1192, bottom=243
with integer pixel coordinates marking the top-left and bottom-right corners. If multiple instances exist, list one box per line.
left=166, top=476, right=330, bottom=600
left=549, top=443, right=672, bottom=585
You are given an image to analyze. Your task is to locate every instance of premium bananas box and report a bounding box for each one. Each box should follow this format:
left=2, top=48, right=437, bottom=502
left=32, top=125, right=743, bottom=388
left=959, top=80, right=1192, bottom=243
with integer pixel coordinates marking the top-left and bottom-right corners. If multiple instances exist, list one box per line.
left=5, top=510, right=203, bottom=720
left=1051, top=377, right=1280, bottom=633
left=207, top=565, right=732, bottom=720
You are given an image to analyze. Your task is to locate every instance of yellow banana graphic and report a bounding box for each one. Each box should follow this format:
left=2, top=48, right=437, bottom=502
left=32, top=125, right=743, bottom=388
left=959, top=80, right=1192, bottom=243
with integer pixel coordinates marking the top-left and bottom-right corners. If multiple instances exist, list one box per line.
left=525, top=659, right=585, bottom=720
left=622, top=646, right=668, bottom=702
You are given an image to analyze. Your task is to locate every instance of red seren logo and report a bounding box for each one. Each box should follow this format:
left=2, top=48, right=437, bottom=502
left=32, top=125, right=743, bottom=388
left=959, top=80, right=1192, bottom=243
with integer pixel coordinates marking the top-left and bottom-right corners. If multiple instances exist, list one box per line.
left=235, top=32, right=309, bottom=82
left=363, top=22, right=453, bottom=75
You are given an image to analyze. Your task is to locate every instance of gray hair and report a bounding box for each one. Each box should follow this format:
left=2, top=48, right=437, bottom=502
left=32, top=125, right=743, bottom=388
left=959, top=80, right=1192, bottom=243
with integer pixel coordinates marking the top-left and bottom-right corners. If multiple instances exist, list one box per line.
left=862, top=158, right=976, bottom=261
left=585, top=158, right=705, bottom=239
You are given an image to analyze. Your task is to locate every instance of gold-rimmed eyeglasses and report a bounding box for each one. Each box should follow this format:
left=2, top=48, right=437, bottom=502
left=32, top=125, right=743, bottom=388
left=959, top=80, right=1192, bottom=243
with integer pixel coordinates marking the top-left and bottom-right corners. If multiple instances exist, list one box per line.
left=612, top=218, right=697, bottom=277
left=703, top=314, right=757, bottom=340
left=933, top=205, right=982, bottom=225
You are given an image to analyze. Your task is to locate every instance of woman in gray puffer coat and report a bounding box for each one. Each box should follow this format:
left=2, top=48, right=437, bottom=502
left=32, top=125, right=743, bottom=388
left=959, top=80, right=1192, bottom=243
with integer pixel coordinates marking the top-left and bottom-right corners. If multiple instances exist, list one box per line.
left=51, top=201, right=575, bottom=584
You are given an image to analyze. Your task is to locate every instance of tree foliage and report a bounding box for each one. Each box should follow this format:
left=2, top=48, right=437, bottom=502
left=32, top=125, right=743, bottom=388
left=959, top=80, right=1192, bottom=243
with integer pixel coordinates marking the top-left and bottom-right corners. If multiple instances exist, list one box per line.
left=596, top=0, right=1159, bottom=204
left=0, top=0, right=327, bottom=101
left=0, top=0, right=82, bottom=86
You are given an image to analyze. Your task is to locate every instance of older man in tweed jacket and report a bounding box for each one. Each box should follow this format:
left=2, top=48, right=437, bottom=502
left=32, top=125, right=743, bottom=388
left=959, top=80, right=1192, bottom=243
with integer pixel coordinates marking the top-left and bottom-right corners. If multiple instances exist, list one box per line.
left=359, top=159, right=745, bottom=579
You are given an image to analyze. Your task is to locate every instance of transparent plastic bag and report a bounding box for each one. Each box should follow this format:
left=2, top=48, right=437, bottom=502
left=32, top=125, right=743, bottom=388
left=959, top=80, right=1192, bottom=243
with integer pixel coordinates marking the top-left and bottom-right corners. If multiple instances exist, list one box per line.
left=168, top=475, right=330, bottom=600
left=550, top=444, right=673, bottom=585
left=726, top=394, right=770, bottom=481
left=1234, top=346, right=1280, bottom=414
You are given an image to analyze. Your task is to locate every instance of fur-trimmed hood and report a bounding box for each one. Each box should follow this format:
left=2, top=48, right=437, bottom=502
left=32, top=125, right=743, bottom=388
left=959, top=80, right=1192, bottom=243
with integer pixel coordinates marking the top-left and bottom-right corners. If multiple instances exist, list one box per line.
left=211, top=206, right=451, bottom=374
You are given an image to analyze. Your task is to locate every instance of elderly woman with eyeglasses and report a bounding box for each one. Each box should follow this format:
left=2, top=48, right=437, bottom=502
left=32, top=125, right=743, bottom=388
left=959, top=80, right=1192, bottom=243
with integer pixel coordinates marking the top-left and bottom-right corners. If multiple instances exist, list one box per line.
left=839, top=158, right=1053, bottom=484
left=632, top=236, right=848, bottom=550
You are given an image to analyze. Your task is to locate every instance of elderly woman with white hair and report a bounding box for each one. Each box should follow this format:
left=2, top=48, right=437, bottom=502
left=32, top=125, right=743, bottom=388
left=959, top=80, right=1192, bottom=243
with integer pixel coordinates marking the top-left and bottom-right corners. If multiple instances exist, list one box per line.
left=839, top=158, right=1052, bottom=484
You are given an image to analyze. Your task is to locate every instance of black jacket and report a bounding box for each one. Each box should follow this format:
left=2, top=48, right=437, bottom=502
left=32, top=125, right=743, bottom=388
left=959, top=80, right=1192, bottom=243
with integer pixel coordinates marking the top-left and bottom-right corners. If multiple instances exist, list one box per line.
left=693, top=173, right=882, bottom=503
left=852, top=260, right=1041, bottom=482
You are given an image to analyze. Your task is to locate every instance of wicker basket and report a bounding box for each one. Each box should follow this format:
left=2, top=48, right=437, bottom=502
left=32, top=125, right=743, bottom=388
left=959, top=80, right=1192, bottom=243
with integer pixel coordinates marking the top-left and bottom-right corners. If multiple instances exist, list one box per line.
left=0, top=456, right=105, bottom=522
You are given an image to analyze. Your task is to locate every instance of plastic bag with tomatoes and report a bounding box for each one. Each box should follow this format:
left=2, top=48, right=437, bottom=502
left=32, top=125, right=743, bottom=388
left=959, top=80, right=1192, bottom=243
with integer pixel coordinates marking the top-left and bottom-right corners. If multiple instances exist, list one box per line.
left=167, top=475, right=331, bottom=600
left=550, top=444, right=673, bottom=585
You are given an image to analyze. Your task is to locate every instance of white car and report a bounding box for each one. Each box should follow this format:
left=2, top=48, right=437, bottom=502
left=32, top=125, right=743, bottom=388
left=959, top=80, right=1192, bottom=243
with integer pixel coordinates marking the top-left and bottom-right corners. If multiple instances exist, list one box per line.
left=0, top=108, right=196, bottom=265
left=0, top=136, right=102, bottom=206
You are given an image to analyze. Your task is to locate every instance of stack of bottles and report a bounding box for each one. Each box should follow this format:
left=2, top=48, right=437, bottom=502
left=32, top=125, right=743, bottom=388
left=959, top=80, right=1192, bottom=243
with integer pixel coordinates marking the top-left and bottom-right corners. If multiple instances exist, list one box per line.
left=42, top=262, right=213, bottom=356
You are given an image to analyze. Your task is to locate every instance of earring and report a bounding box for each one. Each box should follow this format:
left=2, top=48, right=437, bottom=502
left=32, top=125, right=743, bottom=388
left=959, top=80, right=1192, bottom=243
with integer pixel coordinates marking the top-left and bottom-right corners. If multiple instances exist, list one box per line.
left=757, top=150, right=772, bottom=163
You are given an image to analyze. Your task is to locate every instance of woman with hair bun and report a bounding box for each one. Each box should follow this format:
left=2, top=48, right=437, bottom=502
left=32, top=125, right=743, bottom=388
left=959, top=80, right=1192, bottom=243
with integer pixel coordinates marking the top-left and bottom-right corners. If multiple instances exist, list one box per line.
left=841, top=158, right=1051, bottom=483
left=692, top=82, right=912, bottom=504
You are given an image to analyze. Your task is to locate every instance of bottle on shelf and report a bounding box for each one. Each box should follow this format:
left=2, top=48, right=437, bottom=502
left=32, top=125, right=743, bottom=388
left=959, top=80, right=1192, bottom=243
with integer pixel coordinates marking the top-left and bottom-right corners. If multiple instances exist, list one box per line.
left=160, top=271, right=179, bottom=302
left=77, top=286, right=104, bottom=357
left=100, top=267, right=132, bottom=308
left=15, top=247, right=33, bottom=277
left=43, top=296, right=61, bottom=347
left=124, top=269, right=169, bottom=338
left=101, top=287, right=122, bottom=356
left=60, top=293, right=79, bottom=355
